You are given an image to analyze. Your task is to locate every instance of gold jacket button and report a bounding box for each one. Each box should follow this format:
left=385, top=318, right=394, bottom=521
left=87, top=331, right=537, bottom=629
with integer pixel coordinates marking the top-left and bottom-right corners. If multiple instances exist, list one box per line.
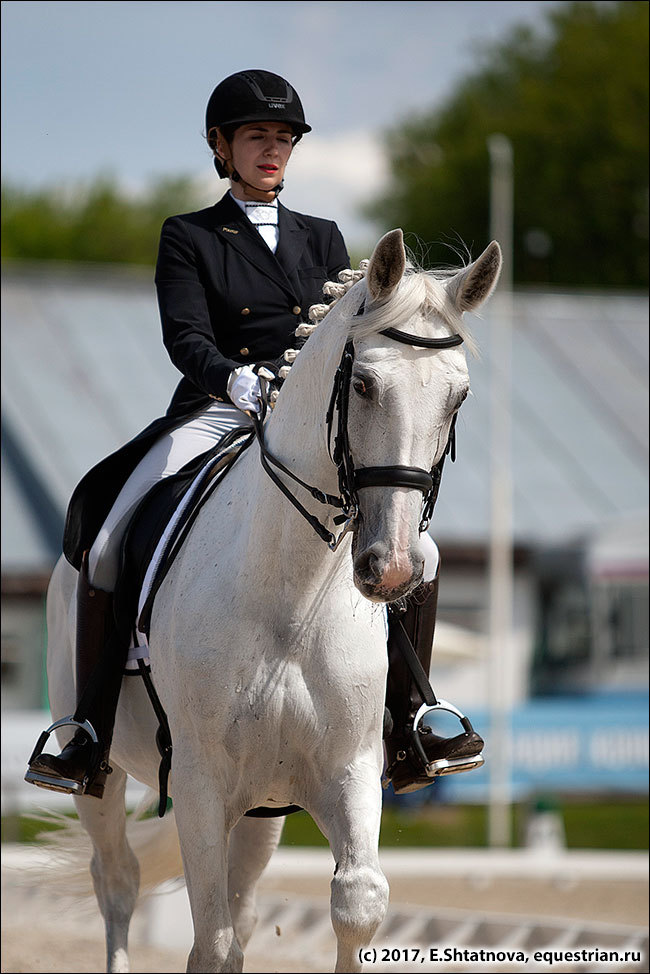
left=292, top=305, right=301, bottom=315
left=239, top=347, right=250, bottom=356
left=241, top=307, right=251, bottom=315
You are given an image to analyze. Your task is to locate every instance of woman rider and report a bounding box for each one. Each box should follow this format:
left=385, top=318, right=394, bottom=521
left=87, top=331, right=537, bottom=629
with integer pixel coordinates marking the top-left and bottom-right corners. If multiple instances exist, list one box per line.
left=26, top=69, right=483, bottom=801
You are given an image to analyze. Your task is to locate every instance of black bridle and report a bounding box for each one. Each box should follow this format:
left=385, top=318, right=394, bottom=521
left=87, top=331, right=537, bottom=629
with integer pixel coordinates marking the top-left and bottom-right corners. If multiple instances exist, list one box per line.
left=252, top=318, right=463, bottom=550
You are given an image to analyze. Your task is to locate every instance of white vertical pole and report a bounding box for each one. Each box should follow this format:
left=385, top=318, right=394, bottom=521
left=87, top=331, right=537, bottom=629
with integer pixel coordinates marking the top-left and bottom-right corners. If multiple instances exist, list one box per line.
left=487, top=134, right=514, bottom=847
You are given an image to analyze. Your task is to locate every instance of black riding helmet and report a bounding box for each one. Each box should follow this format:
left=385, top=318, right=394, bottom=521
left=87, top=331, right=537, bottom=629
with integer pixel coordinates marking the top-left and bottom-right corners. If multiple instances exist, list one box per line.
left=206, top=70, right=311, bottom=180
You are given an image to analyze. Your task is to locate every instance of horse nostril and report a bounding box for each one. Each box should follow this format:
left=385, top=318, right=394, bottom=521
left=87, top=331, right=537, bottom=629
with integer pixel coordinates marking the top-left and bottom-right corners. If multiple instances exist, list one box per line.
left=354, top=543, right=388, bottom=583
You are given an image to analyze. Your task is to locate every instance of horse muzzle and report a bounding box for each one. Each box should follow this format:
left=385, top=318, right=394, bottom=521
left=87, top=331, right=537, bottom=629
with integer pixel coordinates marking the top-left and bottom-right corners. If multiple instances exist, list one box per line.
left=352, top=540, right=423, bottom=602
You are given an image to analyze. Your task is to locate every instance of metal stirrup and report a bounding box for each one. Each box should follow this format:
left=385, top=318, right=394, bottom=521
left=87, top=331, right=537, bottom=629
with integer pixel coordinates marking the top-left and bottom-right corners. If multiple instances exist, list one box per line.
left=24, top=716, right=100, bottom=795
left=411, top=700, right=484, bottom=777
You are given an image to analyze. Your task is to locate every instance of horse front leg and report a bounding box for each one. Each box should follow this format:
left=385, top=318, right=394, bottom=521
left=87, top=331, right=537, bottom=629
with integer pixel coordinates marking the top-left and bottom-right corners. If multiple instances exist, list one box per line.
left=172, top=765, right=242, bottom=973
left=73, top=765, right=140, bottom=974
left=312, top=754, right=389, bottom=974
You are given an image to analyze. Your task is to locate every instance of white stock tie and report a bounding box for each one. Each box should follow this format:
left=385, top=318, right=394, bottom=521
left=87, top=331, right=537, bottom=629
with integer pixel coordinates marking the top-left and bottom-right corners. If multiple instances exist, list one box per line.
left=244, top=201, right=279, bottom=253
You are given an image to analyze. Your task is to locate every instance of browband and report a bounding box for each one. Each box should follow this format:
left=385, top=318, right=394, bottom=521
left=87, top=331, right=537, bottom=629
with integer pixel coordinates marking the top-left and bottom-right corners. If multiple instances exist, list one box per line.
left=380, top=327, right=464, bottom=349
left=354, top=298, right=464, bottom=349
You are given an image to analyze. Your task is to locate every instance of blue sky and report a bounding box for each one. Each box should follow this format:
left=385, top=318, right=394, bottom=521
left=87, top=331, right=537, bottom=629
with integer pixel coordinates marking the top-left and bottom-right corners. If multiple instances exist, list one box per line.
left=2, top=0, right=555, bottom=247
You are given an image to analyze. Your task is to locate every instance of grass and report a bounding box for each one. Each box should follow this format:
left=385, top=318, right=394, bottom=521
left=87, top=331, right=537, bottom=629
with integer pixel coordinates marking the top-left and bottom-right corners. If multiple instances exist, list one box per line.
left=560, top=799, right=649, bottom=850
left=3, top=798, right=647, bottom=850
left=279, top=798, right=649, bottom=850
left=1, top=811, right=75, bottom=844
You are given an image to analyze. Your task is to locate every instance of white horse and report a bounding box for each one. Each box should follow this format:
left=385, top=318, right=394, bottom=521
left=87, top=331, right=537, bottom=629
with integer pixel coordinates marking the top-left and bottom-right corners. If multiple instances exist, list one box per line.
left=43, top=229, right=501, bottom=973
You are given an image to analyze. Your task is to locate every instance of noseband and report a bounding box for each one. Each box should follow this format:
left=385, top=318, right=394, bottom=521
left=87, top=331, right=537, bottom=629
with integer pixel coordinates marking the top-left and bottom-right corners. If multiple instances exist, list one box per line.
left=253, top=318, right=463, bottom=550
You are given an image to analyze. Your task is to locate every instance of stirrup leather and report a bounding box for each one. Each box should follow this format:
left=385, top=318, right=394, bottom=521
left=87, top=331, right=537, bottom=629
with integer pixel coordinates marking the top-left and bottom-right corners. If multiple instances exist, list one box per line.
left=382, top=699, right=484, bottom=789
left=24, top=716, right=101, bottom=795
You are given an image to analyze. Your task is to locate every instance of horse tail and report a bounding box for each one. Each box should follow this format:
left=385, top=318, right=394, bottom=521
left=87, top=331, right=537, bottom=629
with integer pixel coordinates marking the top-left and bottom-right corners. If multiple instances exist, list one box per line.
left=13, top=797, right=184, bottom=900
left=122, top=803, right=185, bottom=892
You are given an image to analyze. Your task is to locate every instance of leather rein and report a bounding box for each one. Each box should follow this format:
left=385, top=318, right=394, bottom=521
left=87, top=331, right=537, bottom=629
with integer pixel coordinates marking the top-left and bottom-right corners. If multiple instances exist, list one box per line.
left=252, top=311, right=463, bottom=550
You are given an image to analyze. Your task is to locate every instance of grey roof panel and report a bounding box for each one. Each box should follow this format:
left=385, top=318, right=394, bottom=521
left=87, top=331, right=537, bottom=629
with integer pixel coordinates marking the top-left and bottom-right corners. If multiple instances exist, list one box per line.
left=2, top=270, right=180, bottom=520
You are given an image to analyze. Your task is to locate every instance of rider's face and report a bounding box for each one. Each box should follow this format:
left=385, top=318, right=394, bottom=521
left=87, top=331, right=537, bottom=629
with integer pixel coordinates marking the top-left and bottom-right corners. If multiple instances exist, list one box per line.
left=218, top=122, right=294, bottom=198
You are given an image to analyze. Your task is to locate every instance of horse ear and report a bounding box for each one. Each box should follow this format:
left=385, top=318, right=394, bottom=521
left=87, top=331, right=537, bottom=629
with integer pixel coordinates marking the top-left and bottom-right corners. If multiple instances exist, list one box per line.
left=446, top=241, right=502, bottom=313
left=366, top=229, right=406, bottom=302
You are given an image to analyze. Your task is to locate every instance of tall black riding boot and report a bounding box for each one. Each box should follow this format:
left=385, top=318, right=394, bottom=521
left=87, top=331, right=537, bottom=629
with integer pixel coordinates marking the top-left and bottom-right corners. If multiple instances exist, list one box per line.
left=384, top=576, right=484, bottom=794
left=25, top=552, right=123, bottom=799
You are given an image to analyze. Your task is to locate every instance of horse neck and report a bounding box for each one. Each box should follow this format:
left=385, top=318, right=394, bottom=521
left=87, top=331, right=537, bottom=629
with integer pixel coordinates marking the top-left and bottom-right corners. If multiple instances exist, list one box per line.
left=264, top=304, right=350, bottom=501
left=235, top=303, right=354, bottom=589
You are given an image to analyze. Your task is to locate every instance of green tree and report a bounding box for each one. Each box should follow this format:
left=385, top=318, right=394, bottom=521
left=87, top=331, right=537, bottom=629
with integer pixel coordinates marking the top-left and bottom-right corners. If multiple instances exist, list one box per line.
left=365, top=1, right=649, bottom=287
left=1, top=175, right=203, bottom=265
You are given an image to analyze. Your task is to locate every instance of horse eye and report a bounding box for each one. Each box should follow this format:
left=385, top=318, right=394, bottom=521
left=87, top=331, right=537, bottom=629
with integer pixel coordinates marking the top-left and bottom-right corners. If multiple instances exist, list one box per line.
left=353, top=377, right=369, bottom=397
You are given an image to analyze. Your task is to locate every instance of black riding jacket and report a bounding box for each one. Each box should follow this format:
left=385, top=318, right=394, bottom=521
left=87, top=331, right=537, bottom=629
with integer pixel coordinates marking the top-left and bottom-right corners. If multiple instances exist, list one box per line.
left=158, top=192, right=349, bottom=412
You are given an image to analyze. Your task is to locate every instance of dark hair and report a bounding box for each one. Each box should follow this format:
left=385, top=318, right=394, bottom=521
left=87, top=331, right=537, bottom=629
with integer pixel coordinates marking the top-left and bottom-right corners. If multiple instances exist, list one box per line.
left=206, top=122, right=239, bottom=153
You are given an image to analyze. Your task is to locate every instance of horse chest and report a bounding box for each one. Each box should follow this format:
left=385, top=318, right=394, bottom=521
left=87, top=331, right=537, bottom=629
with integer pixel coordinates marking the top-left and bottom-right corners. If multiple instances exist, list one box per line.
left=214, top=655, right=383, bottom=754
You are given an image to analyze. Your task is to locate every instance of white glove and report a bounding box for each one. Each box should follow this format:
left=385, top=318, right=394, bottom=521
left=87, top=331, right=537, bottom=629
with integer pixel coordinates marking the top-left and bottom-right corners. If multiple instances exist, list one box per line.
left=227, top=365, right=262, bottom=416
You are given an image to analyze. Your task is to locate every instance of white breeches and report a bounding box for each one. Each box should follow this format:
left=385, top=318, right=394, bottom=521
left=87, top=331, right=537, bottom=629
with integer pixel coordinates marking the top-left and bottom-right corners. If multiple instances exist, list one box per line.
left=88, top=402, right=251, bottom=590
left=87, top=401, right=440, bottom=592
left=421, top=531, right=440, bottom=582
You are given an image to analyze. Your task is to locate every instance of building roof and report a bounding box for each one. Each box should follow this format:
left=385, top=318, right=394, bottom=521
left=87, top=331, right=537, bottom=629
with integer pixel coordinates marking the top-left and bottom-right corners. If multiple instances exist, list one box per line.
left=2, top=263, right=648, bottom=574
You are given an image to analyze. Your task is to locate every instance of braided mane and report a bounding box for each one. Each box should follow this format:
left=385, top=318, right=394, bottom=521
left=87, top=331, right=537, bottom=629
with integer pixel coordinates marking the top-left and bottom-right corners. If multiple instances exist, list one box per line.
left=278, top=262, right=369, bottom=380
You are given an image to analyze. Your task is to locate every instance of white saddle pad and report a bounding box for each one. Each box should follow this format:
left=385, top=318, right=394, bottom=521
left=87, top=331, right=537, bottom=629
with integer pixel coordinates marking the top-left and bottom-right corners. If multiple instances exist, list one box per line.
left=125, top=434, right=250, bottom=671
